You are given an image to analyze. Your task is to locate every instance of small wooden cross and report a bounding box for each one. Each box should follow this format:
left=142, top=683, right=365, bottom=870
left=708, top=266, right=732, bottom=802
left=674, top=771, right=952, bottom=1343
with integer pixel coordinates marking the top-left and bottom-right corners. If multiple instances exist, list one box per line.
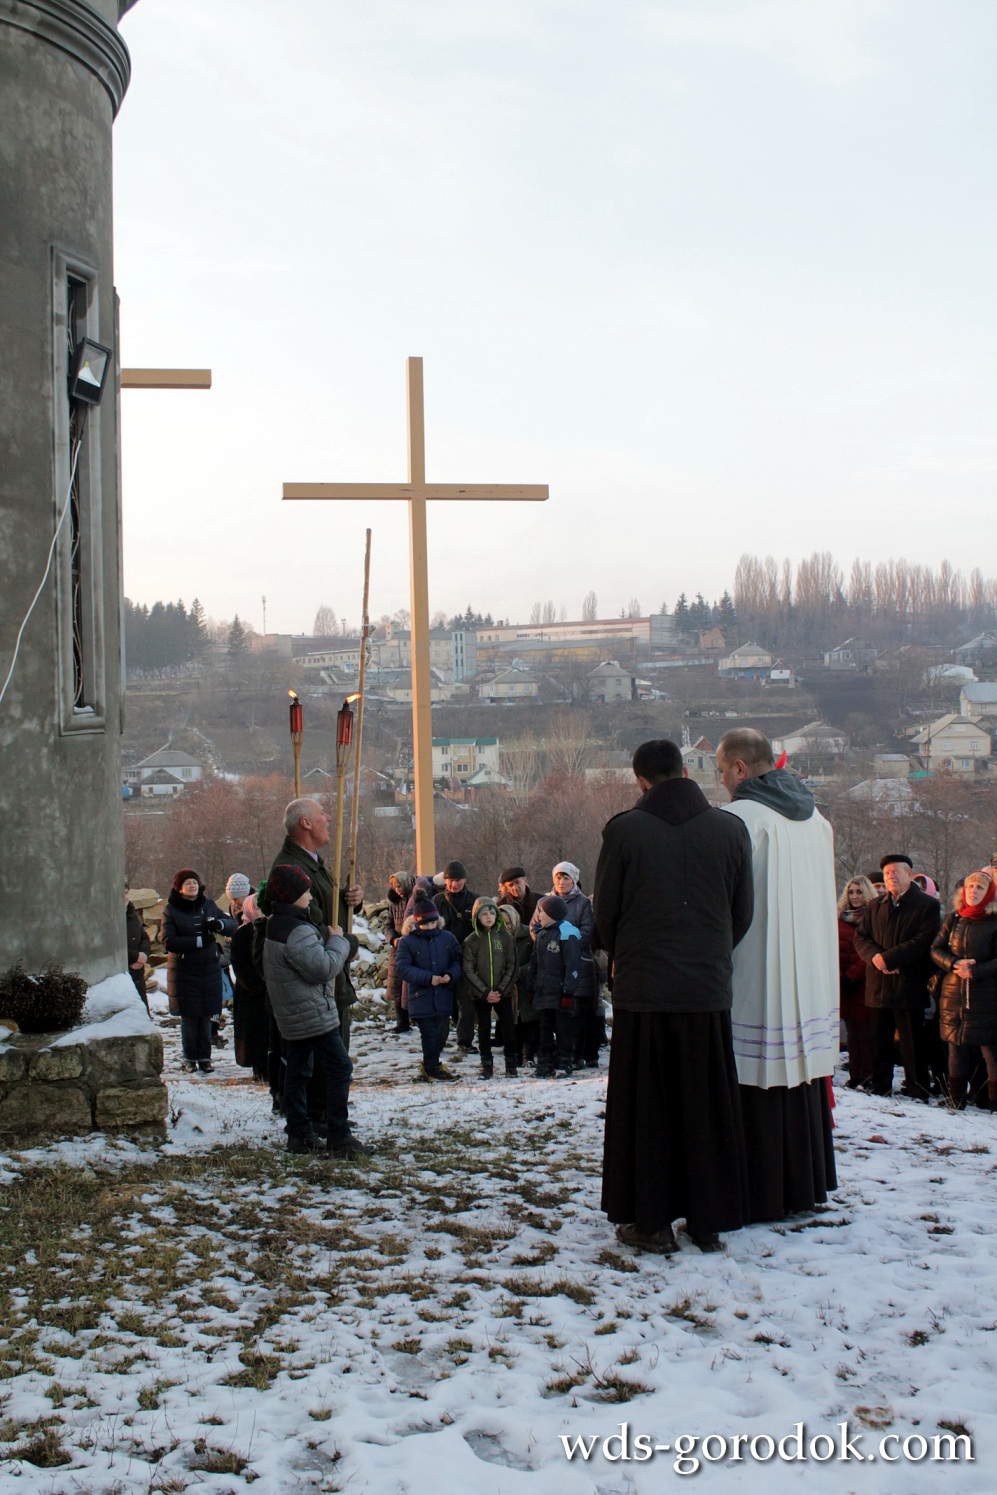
left=283, top=356, right=548, bottom=872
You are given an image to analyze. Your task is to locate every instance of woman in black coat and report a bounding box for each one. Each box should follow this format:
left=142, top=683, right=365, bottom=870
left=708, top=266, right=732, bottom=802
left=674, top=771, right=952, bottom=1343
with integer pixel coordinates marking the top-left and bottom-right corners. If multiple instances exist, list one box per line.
left=230, top=892, right=271, bottom=1081
left=931, top=870, right=997, bottom=1110
left=161, top=868, right=236, bottom=1073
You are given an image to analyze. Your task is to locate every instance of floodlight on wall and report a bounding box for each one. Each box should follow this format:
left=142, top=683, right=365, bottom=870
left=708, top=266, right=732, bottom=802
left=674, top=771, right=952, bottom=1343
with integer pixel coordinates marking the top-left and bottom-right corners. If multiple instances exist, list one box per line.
left=68, top=338, right=113, bottom=405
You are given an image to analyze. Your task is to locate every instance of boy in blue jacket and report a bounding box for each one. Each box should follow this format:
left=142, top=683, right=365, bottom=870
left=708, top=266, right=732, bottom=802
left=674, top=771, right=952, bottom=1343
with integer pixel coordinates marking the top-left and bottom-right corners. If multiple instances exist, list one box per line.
left=395, top=901, right=463, bottom=1082
left=527, top=895, right=587, bottom=1078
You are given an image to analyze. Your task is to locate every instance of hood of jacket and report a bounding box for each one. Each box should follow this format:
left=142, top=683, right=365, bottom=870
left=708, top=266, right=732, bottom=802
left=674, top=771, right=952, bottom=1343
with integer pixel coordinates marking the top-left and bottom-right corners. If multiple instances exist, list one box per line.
left=732, top=767, right=815, bottom=821
left=471, top=896, right=500, bottom=932
left=637, top=777, right=711, bottom=826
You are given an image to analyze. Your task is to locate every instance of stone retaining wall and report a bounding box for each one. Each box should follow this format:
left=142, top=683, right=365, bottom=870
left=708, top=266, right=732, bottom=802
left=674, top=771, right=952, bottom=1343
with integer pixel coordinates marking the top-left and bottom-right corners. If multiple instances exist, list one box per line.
left=0, top=975, right=168, bottom=1141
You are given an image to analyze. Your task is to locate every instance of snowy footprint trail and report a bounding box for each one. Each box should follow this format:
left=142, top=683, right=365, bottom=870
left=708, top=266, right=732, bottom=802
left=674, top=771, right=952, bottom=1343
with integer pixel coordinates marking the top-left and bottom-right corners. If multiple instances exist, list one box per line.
left=1, top=1002, right=996, bottom=1492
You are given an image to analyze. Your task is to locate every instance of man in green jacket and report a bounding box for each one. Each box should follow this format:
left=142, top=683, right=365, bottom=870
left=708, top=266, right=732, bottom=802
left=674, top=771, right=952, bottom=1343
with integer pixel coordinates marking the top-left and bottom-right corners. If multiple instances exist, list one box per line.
left=260, top=798, right=364, bottom=1049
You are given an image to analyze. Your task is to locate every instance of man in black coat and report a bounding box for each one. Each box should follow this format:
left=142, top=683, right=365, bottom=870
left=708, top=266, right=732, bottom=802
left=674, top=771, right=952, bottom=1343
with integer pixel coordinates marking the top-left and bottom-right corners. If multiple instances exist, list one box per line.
left=854, top=852, right=941, bottom=1099
left=496, top=866, right=540, bottom=929
left=433, top=860, right=478, bottom=1053
left=594, top=739, right=754, bottom=1255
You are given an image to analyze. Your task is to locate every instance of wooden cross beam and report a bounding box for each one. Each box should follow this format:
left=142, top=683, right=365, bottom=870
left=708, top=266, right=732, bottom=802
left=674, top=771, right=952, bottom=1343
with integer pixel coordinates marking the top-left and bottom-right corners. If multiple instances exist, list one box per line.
left=283, top=356, right=548, bottom=873
left=120, top=369, right=212, bottom=389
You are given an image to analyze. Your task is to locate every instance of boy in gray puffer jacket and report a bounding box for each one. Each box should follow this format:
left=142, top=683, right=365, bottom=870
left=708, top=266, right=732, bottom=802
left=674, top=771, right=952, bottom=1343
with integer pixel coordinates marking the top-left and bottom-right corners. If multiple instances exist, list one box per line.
left=263, top=864, right=370, bottom=1157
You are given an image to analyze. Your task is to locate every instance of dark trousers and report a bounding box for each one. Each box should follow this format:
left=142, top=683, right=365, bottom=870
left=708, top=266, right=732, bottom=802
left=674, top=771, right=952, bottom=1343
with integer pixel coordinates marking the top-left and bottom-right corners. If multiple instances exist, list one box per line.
left=283, top=1027, right=353, bottom=1145
left=843, top=1009, right=874, bottom=1088
left=266, top=1006, right=285, bottom=1108
left=868, top=1006, right=928, bottom=1097
left=517, top=1017, right=540, bottom=1063
left=951, top=1043, right=997, bottom=1083
left=474, top=997, right=516, bottom=1067
left=414, top=1013, right=449, bottom=1074
left=181, top=1015, right=212, bottom=1064
left=537, top=1008, right=576, bottom=1074
left=452, top=977, right=475, bottom=1048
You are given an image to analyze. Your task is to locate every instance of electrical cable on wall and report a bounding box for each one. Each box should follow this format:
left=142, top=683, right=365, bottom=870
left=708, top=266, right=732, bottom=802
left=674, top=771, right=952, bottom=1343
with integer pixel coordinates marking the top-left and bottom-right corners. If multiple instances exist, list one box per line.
left=0, top=420, right=87, bottom=710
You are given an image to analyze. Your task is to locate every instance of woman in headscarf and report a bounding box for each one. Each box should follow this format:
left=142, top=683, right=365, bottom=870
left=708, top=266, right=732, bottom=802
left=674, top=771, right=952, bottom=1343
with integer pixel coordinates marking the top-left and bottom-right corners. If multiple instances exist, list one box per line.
left=386, top=871, right=416, bottom=1033
left=230, top=888, right=270, bottom=1081
left=837, top=876, right=877, bottom=1088
left=932, top=869, right=997, bottom=1110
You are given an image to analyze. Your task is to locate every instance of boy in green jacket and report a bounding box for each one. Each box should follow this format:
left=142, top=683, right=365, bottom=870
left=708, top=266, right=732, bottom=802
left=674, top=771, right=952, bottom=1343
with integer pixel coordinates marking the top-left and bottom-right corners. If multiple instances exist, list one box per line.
left=461, top=897, right=519, bottom=1079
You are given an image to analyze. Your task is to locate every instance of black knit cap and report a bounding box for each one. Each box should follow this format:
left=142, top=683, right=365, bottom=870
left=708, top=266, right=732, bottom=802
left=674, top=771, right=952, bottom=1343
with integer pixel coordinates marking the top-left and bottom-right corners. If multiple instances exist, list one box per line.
left=268, top=864, right=313, bottom=905
left=499, top=865, right=526, bottom=883
left=880, top=853, right=913, bottom=871
left=444, top=860, right=467, bottom=880
left=539, top=895, right=568, bottom=922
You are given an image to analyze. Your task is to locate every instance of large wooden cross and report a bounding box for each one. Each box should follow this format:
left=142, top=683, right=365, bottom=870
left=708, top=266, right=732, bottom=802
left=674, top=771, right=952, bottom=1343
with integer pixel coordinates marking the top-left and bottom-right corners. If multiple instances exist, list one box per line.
left=283, top=356, right=548, bottom=872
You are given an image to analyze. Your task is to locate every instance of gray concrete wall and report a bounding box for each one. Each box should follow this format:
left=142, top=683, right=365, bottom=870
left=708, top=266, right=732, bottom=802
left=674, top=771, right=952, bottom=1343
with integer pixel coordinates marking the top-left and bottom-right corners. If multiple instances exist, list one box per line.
left=0, top=1, right=133, bottom=983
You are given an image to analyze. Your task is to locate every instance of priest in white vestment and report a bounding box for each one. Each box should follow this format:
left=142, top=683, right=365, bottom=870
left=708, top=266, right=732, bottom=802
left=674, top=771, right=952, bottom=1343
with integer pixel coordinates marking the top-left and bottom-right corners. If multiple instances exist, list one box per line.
left=717, top=728, right=839, bottom=1221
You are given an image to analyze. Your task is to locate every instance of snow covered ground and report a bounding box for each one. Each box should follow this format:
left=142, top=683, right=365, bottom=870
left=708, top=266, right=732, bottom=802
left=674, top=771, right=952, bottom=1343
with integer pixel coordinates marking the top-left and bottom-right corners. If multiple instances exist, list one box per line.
left=1, top=981, right=996, bottom=1493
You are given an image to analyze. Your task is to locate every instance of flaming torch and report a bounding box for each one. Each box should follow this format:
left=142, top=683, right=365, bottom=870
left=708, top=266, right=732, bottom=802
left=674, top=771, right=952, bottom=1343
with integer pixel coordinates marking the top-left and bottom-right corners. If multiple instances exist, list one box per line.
left=288, top=690, right=304, bottom=798
left=331, top=694, right=359, bottom=921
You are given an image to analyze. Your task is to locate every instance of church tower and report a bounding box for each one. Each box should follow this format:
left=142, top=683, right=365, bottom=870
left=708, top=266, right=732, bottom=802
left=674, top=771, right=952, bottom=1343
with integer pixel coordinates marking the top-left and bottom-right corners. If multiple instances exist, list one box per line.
left=0, top=0, right=137, bottom=981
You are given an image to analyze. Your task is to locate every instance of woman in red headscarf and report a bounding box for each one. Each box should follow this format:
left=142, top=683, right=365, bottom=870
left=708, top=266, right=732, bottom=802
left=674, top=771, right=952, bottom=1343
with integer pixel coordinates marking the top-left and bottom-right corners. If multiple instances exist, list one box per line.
left=932, top=870, right=997, bottom=1109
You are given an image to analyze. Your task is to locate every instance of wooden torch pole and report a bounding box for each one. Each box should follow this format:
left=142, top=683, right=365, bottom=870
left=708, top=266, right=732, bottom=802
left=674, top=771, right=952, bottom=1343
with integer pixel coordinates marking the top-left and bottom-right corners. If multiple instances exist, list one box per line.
left=345, top=529, right=372, bottom=934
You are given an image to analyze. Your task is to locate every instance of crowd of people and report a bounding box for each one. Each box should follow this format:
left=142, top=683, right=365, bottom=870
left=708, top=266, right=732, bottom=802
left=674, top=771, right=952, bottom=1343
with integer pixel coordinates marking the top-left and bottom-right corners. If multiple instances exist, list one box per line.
left=137, top=729, right=997, bottom=1256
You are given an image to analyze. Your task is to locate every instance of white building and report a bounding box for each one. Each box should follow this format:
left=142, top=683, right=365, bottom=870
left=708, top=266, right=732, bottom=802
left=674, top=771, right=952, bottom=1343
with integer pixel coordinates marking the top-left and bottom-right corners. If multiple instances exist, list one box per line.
left=910, top=715, right=991, bottom=773
left=124, top=748, right=204, bottom=795
left=432, top=737, right=500, bottom=785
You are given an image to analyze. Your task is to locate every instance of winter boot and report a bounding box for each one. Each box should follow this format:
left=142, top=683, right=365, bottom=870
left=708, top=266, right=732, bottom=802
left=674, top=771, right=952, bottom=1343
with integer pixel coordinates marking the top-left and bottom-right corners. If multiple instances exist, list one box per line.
left=505, top=1062, right=518, bottom=1078
left=479, top=1061, right=494, bottom=1080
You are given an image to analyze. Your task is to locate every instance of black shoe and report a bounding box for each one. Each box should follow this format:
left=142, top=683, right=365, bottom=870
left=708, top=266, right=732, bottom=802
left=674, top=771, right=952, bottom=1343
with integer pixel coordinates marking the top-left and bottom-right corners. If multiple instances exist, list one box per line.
left=287, top=1134, right=322, bottom=1154
left=617, top=1222, right=678, bottom=1256
left=534, top=1066, right=554, bottom=1079
left=688, top=1231, right=722, bottom=1253
left=430, top=1064, right=459, bottom=1083
left=198, top=1062, right=215, bottom=1074
left=479, top=1064, right=494, bottom=1080
left=391, top=1019, right=410, bottom=1034
left=328, top=1136, right=373, bottom=1159
left=505, top=1064, right=518, bottom=1078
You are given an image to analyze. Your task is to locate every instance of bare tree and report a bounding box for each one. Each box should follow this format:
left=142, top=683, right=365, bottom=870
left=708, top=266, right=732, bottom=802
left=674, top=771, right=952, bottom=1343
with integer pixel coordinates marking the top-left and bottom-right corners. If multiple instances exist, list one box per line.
left=627, top=598, right=642, bottom=619
left=541, top=600, right=558, bottom=625
left=313, top=605, right=338, bottom=636
left=529, top=602, right=542, bottom=625
left=431, top=609, right=449, bottom=629
left=582, top=591, right=598, bottom=621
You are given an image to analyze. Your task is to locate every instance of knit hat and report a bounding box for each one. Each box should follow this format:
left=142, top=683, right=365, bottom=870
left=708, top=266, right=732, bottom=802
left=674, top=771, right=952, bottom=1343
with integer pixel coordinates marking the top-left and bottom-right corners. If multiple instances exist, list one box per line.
left=225, top=872, right=252, bottom=900
left=880, top=853, right=913, bottom=871
left=552, top=860, right=580, bottom=884
left=414, top=901, right=440, bottom=925
left=444, top=860, right=467, bottom=881
left=499, top=865, right=526, bottom=884
left=539, top=895, right=568, bottom=922
left=172, top=868, right=203, bottom=893
left=268, top=864, right=312, bottom=905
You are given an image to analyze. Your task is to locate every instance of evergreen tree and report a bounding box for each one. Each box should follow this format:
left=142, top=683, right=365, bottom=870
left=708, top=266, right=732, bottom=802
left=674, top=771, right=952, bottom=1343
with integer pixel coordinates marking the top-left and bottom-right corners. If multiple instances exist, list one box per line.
left=716, top=591, right=737, bottom=639
left=228, top=615, right=249, bottom=665
left=688, top=592, right=710, bottom=631
left=189, top=598, right=209, bottom=658
left=672, top=592, right=690, bottom=633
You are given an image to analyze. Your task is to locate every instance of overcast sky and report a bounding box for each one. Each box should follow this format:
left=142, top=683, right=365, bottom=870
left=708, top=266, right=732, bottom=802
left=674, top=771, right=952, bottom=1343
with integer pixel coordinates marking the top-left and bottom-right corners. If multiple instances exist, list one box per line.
left=114, top=0, right=997, bottom=636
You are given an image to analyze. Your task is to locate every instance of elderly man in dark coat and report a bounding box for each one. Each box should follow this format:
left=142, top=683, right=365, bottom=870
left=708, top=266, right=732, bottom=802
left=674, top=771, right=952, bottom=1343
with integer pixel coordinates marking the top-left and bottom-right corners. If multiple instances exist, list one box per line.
left=258, top=798, right=363, bottom=1049
left=594, top=739, right=754, bottom=1255
left=854, top=852, right=941, bottom=1099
